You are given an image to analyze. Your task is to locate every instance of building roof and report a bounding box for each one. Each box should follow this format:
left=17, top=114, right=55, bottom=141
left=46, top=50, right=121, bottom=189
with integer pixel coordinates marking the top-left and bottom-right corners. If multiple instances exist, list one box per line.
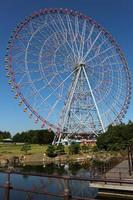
left=2, top=138, right=12, bottom=142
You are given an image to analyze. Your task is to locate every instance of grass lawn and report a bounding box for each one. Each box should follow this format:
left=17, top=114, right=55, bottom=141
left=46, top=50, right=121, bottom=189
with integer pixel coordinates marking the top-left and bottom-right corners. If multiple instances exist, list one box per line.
left=0, top=144, right=47, bottom=157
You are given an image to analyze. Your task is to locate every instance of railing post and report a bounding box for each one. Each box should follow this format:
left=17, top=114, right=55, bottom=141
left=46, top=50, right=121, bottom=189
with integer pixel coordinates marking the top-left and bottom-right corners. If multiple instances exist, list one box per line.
left=4, top=172, right=12, bottom=200
left=131, top=145, right=133, bottom=171
left=64, top=177, right=71, bottom=200
left=128, top=146, right=132, bottom=176
left=119, top=171, right=122, bottom=185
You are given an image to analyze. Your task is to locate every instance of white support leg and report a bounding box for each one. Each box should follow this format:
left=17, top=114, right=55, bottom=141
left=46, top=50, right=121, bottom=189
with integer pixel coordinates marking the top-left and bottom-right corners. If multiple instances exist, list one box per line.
left=57, top=67, right=82, bottom=144
left=82, top=66, right=105, bottom=133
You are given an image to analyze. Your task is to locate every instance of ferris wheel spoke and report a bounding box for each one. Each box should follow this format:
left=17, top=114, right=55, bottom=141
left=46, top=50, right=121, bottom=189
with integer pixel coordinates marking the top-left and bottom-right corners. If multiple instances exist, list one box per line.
left=79, top=20, right=86, bottom=59
left=73, top=16, right=81, bottom=58
left=27, top=21, right=46, bottom=40
left=67, top=16, right=77, bottom=54
left=38, top=67, right=79, bottom=106
left=72, top=15, right=81, bottom=58
left=32, top=95, right=37, bottom=110
left=56, top=12, right=68, bottom=41
left=85, top=24, right=94, bottom=45
left=45, top=24, right=72, bottom=60
left=93, top=37, right=109, bottom=52
left=17, top=73, right=27, bottom=85
left=31, top=76, right=46, bottom=84
left=88, top=61, right=122, bottom=70
left=85, top=45, right=114, bottom=64
left=46, top=98, right=61, bottom=121
left=105, top=104, right=121, bottom=122
left=66, top=14, right=79, bottom=60
left=101, top=93, right=121, bottom=118
left=16, top=35, right=28, bottom=48
left=13, top=49, right=25, bottom=58
left=29, top=21, right=44, bottom=35
left=15, top=68, right=42, bottom=75
left=29, top=20, right=37, bottom=35
left=88, top=54, right=118, bottom=67
left=39, top=41, right=65, bottom=85
left=26, top=89, right=38, bottom=100
left=31, top=36, right=45, bottom=46
left=35, top=92, right=62, bottom=115
left=83, top=30, right=102, bottom=61
left=25, top=51, right=40, bottom=57
left=110, top=103, right=122, bottom=116
left=112, top=95, right=125, bottom=108
left=104, top=112, right=113, bottom=124
left=37, top=75, right=57, bottom=93
left=23, top=26, right=33, bottom=37
left=48, top=14, right=77, bottom=61
left=53, top=33, right=70, bottom=57
left=103, top=93, right=123, bottom=111
left=15, top=70, right=26, bottom=75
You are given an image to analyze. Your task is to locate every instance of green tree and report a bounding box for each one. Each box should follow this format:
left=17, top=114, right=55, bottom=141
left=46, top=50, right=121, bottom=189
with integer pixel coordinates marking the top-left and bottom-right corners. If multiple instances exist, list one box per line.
left=0, top=131, right=11, bottom=141
left=81, top=144, right=90, bottom=153
left=13, top=129, right=54, bottom=144
left=46, top=145, right=57, bottom=157
left=96, top=121, right=133, bottom=151
left=56, top=144, right=65, bottom=155
left=13, top=133, right=21, bottom=142
left=21, top=143, right=31, bottom=155
left=68, top=143, right=80, bottom=154
left=36, top=130, right=54, bottom=145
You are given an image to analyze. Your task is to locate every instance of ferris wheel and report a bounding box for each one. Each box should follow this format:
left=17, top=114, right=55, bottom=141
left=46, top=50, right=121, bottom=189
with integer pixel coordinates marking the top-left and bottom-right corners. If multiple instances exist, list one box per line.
left=5, top=8, right=131, bottom=143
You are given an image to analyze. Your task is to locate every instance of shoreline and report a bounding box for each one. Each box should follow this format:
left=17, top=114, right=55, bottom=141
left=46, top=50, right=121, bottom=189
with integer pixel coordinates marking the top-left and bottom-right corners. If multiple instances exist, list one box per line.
left=0, top=153, right=93, bottom=167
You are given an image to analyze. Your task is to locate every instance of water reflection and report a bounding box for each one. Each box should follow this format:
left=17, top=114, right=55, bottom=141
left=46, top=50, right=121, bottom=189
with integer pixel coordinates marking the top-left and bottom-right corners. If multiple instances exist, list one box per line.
left=20, top=162, right=92, bottom=177
left=0, top=162, right=98, bottom=200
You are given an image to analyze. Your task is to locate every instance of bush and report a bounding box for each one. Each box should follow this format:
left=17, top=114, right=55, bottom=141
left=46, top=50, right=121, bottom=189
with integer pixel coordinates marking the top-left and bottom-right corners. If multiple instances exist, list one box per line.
left=21, top=143, right=31, bottom=155
left=56, top=144, right=65, bottom=156
left=68, top=143, right=80, bottom=154
left=81, top=144, right=90, bottom=153
left=46, top=145, right=57, bottom=157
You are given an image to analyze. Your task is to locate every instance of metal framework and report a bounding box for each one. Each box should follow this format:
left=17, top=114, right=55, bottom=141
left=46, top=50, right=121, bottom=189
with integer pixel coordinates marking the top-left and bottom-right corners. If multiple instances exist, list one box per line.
left=5, top=8, right=131, bottom=143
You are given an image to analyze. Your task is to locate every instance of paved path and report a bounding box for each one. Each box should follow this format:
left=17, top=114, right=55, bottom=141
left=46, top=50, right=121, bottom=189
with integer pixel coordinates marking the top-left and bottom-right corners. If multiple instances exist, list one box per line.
left=105, top=159, right=133, bottom=179
left=90, top=160, right=133, bottom=199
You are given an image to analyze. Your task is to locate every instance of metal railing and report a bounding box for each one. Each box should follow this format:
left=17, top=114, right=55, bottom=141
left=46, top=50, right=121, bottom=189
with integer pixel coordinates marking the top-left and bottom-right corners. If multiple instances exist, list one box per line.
left=0, top=170, right=97, bottom=200
left=0, top=169, right=133, bottom=200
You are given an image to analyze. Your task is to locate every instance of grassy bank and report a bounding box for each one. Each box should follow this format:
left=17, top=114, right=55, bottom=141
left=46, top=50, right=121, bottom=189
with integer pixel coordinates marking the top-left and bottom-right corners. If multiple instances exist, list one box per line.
left=0, top=144, right=47, bottom=157
left=0, top=143, right=124, bottom=164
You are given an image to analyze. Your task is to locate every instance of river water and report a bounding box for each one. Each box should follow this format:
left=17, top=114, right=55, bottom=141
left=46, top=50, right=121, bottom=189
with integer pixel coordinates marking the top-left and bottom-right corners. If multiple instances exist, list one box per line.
left=0, top=162, right=122, bottom=200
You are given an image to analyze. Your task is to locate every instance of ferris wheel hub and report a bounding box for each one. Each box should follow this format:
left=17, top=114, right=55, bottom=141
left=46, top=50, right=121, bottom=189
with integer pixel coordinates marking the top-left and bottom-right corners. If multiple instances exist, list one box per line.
left=79, top=63, right=85, bottom=67
left=75, top=62, right=85, bottom=70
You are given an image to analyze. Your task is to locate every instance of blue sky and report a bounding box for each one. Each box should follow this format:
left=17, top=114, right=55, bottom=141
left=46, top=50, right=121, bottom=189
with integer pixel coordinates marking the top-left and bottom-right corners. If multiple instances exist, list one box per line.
left=0, top=0, right=133, bottom=135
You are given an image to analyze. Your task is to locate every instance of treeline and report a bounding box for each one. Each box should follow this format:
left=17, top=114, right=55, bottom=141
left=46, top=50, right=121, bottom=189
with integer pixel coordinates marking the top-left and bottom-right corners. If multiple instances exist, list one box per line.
left=96, top=121, right=133, bottom=151
left=0, top=129, right=54, bottom=145
left=13, top=130, right=54, bottom=144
